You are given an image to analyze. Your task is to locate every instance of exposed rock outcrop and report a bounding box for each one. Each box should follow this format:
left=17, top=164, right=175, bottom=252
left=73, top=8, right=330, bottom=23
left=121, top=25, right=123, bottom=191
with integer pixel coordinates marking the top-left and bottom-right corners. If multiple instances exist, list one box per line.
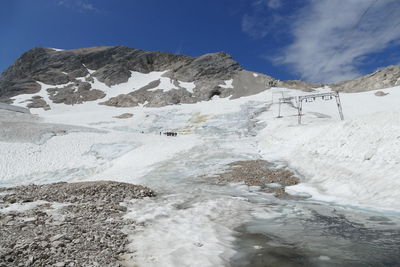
left=113, top=113, right=134, bottom=119
left=278, top=80, right=323, bottom=92
left=26, top=96, right=50, bottom=110
left=331, top=65, right=400, bottom=93
left=375, top=91, right=389, bottom=96
left=171, top=52, right=241, bottom=82
left=47, top=82, right=106, bottom=105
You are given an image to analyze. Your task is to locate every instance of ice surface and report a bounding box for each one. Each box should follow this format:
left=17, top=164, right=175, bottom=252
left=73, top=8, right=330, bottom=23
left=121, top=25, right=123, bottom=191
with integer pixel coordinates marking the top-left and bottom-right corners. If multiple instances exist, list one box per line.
left=125, top=193, right=252, bottom=267
left=89, top=143, right=139, bottom=160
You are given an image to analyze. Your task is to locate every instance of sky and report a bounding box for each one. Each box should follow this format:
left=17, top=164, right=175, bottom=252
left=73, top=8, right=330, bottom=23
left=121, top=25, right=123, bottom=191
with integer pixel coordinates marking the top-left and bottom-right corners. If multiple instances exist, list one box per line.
left=1, top=0, right=400, bottom=83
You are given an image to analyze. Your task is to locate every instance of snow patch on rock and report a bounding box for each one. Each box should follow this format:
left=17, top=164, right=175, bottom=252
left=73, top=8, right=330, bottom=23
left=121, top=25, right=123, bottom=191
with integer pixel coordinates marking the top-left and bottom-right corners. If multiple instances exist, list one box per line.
left=219, top=79, right=233, bottom=89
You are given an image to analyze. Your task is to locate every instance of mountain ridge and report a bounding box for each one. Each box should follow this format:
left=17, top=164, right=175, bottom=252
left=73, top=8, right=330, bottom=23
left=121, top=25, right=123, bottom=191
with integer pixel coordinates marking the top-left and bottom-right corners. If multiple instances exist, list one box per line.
left=0, top=46, right=399, bottom=109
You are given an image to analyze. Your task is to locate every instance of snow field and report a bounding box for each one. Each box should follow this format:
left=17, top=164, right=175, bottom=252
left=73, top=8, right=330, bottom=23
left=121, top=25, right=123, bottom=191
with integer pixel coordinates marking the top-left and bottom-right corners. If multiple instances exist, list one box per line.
left=6, top=80, right=400, bottom=211
left=2, top=69, right=400, bottom=265
left=257, top=86, right=400, bottom=210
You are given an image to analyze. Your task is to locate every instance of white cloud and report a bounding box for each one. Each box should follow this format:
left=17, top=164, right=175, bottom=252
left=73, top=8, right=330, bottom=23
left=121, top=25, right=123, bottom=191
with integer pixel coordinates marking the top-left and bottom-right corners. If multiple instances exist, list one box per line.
left=56, top=0, right=99, bottom=12
left=241, top=0, right=283, bottom=39
left=81, top=3, right=95, bottom=11
left=275, top=0, right=400, bottom=83
left=241, top=14, right=270, bottom=39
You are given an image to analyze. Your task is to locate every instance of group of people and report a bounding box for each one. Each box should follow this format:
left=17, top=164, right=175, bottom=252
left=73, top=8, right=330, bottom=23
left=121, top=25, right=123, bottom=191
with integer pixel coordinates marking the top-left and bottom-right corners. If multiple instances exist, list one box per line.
left=161, top=132, right=178, bottom=137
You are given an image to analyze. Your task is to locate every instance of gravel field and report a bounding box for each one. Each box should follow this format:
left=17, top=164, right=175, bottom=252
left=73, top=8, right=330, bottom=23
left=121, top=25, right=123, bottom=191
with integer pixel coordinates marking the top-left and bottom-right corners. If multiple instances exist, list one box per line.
left=0, top=181, right=155, bottom=267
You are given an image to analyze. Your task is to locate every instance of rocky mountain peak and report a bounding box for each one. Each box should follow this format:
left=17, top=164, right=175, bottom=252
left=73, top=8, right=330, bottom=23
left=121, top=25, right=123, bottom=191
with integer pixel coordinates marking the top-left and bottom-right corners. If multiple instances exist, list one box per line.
left=0, top=46, right=252, bottom=108
left=171, top=51, right=241, bottom=82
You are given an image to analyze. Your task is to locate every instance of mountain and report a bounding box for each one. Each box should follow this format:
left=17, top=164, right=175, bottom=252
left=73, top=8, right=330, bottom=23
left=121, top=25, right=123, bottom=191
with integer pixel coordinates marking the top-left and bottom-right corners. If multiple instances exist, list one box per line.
left=1, top=46, right=400, bottom=266
left=0, top=46, right=278, bottom=109
left=331, top=65, right=400, bottom=92
left=1, top=46, right=399, bottom=110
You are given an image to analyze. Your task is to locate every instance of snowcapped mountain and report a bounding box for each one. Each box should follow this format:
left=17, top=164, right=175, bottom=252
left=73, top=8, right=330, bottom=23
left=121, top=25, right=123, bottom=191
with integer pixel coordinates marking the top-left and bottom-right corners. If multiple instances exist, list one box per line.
left=1, top=46, right=399, bottom=210
left=0, top=46, right=400, bottom=109
left=0, top=46, right=278, bottom=108
left=1, top=46, right=400, bottom=266
left=2, top=46, right=399, bottom=110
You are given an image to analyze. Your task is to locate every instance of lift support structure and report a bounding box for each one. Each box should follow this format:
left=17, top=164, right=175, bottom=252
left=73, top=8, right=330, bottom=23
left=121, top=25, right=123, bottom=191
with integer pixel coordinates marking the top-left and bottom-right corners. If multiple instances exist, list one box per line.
left=278, top=91, right=344, bottom=124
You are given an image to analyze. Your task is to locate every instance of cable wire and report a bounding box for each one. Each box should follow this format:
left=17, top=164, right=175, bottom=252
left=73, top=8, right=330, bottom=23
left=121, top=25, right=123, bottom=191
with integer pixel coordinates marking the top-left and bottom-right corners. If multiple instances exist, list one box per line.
left=316, top=0, right=378, bottom=80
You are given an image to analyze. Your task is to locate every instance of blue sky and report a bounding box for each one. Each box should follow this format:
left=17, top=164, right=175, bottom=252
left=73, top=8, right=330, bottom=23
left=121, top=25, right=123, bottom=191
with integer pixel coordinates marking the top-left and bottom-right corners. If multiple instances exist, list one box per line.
left=1, top=0, right=400, bottom=83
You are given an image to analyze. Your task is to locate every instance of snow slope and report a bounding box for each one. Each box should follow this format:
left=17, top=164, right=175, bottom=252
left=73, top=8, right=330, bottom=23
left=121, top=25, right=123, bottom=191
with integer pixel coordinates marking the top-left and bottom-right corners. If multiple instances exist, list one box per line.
left=1, top=88, right=268, bottom=266
left=2, top=71, right=400, bottom=265
left=4, top=73, right=400, bottom=211
left=257, top=86, right=400, bottom=211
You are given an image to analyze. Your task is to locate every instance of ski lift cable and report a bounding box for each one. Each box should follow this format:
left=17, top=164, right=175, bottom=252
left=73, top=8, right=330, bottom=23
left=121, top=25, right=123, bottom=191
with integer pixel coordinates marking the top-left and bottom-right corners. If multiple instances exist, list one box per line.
left=376, top=4, right=400, bottom=44
left=316, top=0, right=378, bottom=79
